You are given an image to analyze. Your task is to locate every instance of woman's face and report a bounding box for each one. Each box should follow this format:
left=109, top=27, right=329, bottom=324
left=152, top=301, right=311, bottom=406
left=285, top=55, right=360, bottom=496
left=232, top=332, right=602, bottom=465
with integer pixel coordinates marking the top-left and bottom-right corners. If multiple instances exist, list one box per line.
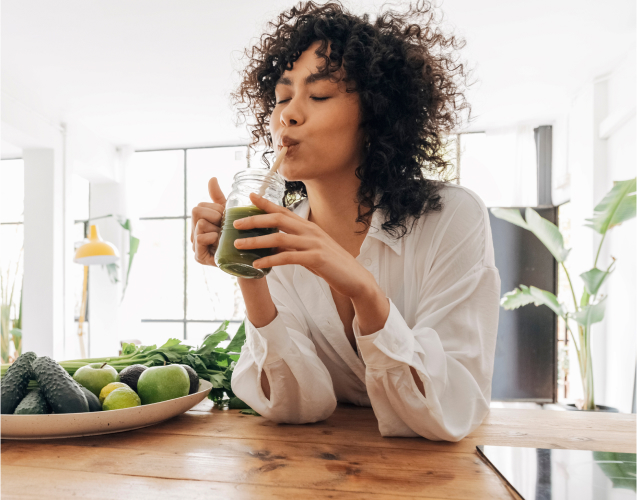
left=269, top=41, right=364, bottom=183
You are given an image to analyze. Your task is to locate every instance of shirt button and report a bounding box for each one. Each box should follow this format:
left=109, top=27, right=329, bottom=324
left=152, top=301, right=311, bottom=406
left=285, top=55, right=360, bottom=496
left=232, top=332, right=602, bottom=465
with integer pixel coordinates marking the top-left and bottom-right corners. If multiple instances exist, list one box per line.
left=364, top=258, right=372, bottom=267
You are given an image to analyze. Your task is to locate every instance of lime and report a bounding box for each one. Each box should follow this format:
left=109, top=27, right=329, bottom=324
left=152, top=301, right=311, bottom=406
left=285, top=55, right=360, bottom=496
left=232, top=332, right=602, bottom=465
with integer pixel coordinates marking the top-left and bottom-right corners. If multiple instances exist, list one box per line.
left=102, top=386, right=141, bottom=411
left=99, top=382, right=129, bottom=404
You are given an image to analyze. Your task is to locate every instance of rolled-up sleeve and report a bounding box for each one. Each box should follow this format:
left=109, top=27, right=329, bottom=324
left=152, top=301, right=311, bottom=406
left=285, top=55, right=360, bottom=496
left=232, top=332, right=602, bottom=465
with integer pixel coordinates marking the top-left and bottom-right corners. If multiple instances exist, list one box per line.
left=231, top=272, right=337, bottom=424
left=354, top=193, right=501, bottom=441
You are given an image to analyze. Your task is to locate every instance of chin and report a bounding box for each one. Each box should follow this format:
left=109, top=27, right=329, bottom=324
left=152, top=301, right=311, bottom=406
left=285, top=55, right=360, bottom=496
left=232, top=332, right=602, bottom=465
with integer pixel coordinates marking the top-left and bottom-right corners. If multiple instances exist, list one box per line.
left=279, top=157, right=327, bottom=184
left=279, top=162, right=307, bottom=183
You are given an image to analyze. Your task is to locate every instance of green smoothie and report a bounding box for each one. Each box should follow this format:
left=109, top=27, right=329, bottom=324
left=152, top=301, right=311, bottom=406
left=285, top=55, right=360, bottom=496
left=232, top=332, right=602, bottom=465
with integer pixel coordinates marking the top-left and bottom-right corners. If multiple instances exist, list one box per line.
left=215, top=205, right=277, bottom=279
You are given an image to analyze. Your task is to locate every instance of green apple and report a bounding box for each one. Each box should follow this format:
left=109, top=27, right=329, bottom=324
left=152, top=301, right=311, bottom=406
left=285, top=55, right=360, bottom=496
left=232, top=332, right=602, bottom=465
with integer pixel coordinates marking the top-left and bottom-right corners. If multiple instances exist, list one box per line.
left=73, top=362, right=118, bottom=397
left=137, top=365, right=190, bottom=405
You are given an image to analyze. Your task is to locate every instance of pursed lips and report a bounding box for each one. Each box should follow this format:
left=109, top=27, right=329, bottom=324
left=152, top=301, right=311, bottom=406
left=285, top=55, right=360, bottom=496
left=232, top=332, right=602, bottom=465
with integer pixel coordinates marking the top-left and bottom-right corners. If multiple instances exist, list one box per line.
left=278, top=137, right=300, bottom=151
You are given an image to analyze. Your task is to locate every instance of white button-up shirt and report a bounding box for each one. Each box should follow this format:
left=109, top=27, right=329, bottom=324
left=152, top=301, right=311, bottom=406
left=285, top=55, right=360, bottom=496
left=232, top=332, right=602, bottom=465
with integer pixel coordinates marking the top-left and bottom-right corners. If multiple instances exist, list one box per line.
left=231, top=184, right=501, bottom=441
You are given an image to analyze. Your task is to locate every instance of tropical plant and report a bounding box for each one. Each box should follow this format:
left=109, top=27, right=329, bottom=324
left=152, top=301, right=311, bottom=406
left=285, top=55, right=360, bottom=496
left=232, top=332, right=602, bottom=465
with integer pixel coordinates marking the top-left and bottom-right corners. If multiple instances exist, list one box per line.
left=491, top=178, right=636, bottom=410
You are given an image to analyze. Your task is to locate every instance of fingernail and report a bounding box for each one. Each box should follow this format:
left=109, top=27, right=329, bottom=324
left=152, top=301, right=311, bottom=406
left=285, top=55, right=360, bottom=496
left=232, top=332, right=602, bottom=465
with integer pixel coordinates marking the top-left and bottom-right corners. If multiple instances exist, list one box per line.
left=234, top=240, right=243, bottom=247
left=253, top=261, right=261, bottom=268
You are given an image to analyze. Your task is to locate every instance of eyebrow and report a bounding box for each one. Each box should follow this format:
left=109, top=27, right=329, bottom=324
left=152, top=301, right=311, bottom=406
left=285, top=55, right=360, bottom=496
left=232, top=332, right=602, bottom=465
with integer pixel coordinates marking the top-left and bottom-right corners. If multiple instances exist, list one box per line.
left=275, top=72, right=332, bottom=87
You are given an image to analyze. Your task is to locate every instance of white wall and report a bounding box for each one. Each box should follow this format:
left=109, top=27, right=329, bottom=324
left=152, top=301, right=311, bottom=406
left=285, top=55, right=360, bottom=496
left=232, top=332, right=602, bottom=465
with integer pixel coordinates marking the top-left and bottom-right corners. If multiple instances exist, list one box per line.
left=1, top=84, right=131, bottom=360
left=82, top=144, right=139, bottom=358
left=599, top=51, right=636, bottom=413
left=564, top=50, right=636, bottom=412
left=2, top=90, right=69, bottom=359
left=22, top=148, right=65, bottom=359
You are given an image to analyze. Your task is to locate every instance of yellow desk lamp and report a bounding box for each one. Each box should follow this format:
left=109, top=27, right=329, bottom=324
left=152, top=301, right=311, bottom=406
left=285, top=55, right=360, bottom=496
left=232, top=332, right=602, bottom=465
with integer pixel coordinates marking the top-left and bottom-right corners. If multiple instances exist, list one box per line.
left=74, top=224, right=119, bottom=357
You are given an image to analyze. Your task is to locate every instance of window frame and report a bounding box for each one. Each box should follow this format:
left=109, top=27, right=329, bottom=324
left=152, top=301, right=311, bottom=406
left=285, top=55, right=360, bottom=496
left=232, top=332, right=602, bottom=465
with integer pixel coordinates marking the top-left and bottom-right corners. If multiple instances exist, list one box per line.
left=136, top=145, right=249, bottom=340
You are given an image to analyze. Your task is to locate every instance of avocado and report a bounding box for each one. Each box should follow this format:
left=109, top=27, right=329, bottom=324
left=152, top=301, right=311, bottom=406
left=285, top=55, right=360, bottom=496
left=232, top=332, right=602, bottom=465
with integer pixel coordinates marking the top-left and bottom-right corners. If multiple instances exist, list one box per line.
left=14, top=389, right=51, bottom=415
left=32, top=356, right=89, bottom=414
left=181, top=364, right=200, bottom=394
left=80, top=386, right=102, bottom=412
left=1, top=351, right=37, bottom=414
left=117, top=364, right=147, bottom=393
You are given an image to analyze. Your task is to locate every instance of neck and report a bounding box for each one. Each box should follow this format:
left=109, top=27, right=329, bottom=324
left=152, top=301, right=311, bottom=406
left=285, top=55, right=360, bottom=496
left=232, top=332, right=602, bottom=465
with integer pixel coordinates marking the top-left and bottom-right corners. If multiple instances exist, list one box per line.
left=304, top=170, right=370, bottom=257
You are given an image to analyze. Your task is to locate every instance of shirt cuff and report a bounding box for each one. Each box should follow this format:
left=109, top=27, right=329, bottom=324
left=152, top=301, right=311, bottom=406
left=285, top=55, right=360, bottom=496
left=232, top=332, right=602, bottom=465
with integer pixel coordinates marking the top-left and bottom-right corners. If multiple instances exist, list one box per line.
left=245, top=312, right=293, bottom=365
left=353, top=299, right=416, bottom=369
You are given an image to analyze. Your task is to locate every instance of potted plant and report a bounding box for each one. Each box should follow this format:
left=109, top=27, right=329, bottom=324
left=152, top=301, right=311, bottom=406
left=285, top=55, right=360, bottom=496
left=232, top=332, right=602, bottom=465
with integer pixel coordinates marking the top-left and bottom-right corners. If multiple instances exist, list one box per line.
left=491, top=178, right=635, bottom=411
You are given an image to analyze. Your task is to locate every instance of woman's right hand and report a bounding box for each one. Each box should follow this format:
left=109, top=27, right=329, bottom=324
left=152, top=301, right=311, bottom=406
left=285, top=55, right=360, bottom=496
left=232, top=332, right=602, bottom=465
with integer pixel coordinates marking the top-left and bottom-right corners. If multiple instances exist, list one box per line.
left=191, top=177, right=227, bottom=267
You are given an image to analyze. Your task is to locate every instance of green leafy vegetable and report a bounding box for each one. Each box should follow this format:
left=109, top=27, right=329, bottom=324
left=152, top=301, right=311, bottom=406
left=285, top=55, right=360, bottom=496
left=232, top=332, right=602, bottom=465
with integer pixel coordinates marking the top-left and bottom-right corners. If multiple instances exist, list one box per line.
left=1, top=320, right=249, bottom=406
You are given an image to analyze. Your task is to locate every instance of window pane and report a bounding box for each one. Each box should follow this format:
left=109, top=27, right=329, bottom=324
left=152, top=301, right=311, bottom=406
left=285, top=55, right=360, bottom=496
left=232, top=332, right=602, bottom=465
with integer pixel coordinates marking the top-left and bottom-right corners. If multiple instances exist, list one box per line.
left=0, top=224, right=24, bottom=321
left=186, top=321, right=242, bottom=347
left=135, top=219, right=185, bottom=320
left=186, top=218, right=246, bottom=321
left=70, top=174, right=90, bottom=221
left=1, top=159, right=24, bottom=223
left=459, top=129, right=537, bottom=207
left=129, top=150, right=184, bottom=218
left=133, top=322, right=185, bottom=347
left=186, top=147, right=247, bottom=211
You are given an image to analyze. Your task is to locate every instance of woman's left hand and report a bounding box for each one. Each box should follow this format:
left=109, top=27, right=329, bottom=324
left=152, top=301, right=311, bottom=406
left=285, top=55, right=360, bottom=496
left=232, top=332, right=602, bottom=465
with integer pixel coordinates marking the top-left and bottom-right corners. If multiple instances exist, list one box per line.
left=233, top=193, right=377, bottom=300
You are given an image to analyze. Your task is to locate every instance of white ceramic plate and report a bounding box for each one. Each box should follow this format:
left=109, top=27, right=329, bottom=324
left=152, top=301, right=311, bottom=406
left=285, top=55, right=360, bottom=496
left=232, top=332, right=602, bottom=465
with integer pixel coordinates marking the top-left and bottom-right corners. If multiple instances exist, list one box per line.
left=1, top=379, right=212, bottom=440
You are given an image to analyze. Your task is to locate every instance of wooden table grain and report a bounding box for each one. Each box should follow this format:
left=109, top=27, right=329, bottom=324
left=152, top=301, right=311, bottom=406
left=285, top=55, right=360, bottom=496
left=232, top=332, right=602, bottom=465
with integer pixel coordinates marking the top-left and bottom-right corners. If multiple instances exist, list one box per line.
left=2, top=401, right=635, bottom=499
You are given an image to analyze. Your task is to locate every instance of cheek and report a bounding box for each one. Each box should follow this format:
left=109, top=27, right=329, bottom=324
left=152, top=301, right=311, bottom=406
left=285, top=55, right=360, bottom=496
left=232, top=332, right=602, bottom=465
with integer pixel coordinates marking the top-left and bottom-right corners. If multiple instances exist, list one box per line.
left=324, top=101, right=362, bottom=151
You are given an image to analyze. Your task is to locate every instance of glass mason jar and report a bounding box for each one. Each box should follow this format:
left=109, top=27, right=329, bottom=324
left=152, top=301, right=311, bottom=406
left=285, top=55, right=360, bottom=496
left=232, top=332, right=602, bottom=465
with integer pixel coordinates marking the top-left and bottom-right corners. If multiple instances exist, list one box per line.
left=215, top=169, right=285, bottom=279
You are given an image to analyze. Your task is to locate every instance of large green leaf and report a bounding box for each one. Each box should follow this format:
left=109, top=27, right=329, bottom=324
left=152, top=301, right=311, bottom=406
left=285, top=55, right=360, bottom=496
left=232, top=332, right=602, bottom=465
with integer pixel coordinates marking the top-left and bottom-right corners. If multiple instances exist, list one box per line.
left=571, top=298, right=607, bottom=328
left=525, top=208, right=571, bottom=262
left=585, top=178, right=636, bottom=235
left=196, top=322, right=230, bottom=355
left=593, top=452, right=636, bottom=492
left=491, top=208, right=570, bottom=262
left=501, top=285, right=566, bottom=318
left=490, top=208, right=528, bottom=229
left=224, top=321, right=246, bottom=353
left=580, top=267, right=613, bottom=296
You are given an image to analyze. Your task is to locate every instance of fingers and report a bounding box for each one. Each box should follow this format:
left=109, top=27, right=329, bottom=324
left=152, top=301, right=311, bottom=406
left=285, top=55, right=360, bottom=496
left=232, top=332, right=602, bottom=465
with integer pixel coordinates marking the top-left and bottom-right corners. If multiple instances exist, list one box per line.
left=191, top=205, right=223, bottom=243
left=192, top=218, right=219, bottom=246
left=208, top=177, right=227, bottom=206
left=233, top=212, right=305, bottom=235
left=196, top=201, right=225, bottom=212
left=192, top=206, right=223, bottom=226
left=249, top=192, right=288, bottom=214
left=194, top=229, right=219, bottom=263
left=253, top=250, right=321, bottom=270
left=195, top=231, right=219, bottom=247
left=234, top=233, right=311, bottom=252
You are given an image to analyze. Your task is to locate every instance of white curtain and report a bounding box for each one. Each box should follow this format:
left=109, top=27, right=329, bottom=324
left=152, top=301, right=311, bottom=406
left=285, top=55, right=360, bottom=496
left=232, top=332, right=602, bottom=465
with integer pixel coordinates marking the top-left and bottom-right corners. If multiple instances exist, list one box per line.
left=460, top=126, right=538, bottom=208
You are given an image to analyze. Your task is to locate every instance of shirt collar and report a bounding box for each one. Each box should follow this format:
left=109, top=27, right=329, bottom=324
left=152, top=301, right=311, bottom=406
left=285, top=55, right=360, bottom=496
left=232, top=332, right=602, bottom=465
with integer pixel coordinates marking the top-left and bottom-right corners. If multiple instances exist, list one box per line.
left=290, top=198, right=402, bottom=256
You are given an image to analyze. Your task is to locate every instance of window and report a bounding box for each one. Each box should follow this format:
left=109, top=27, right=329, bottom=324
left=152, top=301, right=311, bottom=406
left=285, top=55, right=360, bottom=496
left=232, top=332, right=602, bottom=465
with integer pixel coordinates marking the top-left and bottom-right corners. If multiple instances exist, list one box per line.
left=0, top=159, right=25, bottom=361
left=128, top=146, right=248, bottom=346
left=458, top=128, right=538, bottom=207
left=1, top=160, right=91, bottom=361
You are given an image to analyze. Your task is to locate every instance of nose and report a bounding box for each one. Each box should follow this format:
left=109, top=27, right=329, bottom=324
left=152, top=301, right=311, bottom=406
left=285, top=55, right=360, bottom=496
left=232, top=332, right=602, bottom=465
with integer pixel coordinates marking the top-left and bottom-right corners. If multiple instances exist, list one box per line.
left=279, top=96, right=304, bottom=127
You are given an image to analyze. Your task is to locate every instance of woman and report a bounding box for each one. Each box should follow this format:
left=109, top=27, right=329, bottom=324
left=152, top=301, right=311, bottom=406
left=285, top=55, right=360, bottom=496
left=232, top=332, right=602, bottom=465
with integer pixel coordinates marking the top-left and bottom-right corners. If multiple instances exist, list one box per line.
left=192, top=1, right=500, bottom=441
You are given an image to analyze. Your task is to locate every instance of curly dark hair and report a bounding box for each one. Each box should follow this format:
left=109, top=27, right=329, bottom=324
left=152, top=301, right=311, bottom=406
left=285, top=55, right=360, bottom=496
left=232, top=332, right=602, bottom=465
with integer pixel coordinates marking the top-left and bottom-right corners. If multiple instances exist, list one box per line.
left=233, top=0, right=471, bottom=237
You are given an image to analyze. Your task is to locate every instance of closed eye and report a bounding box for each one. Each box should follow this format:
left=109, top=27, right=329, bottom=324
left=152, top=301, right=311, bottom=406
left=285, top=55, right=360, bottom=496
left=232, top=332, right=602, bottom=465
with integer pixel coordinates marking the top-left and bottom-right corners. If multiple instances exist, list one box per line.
left=277, top=96, right=330, bottom=104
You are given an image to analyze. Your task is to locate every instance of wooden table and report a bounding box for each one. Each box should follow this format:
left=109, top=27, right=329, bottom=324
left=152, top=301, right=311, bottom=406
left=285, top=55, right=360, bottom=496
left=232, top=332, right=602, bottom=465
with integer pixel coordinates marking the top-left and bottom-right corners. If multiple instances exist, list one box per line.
left=2, top=401, right=635, bottom=499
